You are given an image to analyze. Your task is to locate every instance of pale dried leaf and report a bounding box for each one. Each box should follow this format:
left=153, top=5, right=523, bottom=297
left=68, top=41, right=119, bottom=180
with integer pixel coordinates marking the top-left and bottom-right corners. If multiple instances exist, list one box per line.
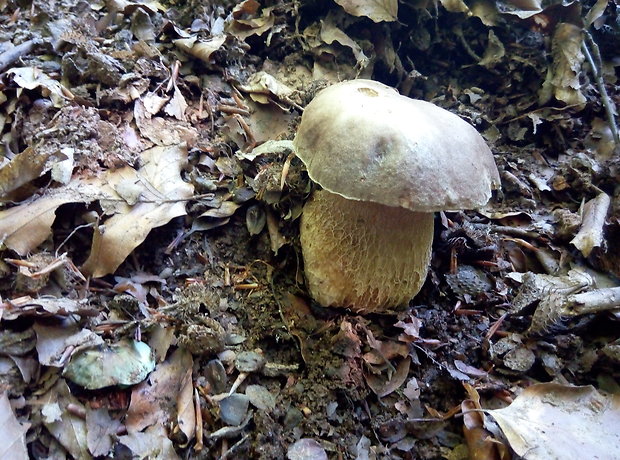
left=287, top=438, right=328, bottom=460
left=0, top=392, right=30, bottom=460
left=8, top=66, right=71, bottom=107
left=174, top=35, right=226, bottom=63
left=320, top=21, right=369, bottom=69
left=585, top=0, right=608, bottom=27
left=86, top=408, right=122, bottom=457
left=0, top=180, right=106, bottom=255
left=177, top=367, right=195, bottom=441
left=334, top=0, right=397, bottom=22
left=82, top=144, right=194, bottom=277
left=487, top=383, right=620, bottom=460
left=199, top=201, right=241, bottom=219
left=439, top=0, right=469, bottom=13
left=41, top=380, right=91, bottom=460
left=134, top=98, right=198, bottom=146
left=164, top=84, right=188, bottom=121
left=118, top=424, right=180, bottom=460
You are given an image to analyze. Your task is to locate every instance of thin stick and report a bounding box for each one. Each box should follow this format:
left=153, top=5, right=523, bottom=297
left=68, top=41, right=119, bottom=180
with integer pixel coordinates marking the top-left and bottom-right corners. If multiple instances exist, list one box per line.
left=582, top=31, right=619, bottom=145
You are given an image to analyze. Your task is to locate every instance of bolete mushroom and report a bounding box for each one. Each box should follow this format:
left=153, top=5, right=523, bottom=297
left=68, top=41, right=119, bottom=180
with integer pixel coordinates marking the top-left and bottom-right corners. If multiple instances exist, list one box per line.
left=294, top=79, right=500, bottom=313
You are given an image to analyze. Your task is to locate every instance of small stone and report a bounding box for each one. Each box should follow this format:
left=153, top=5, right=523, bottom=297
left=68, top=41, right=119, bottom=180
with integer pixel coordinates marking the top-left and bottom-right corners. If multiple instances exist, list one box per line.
left=245, top=384, right=276, bottom=412
left=219, top=394, right=250, bottom=426
left=234, top=350, right=265, bottom=372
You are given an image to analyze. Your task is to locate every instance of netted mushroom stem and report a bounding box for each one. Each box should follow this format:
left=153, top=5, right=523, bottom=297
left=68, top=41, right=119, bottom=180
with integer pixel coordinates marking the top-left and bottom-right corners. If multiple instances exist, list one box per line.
left=300, top=189, right=434, bottom=313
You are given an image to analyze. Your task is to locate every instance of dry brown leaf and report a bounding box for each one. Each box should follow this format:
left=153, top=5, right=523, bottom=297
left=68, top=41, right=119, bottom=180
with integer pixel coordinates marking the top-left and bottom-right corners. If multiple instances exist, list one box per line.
left=334, top=0, right=398, bottom=22
left=8, top=66, right=72, bottom=107
left=0, top=392, right=30, bottom=460
left=320, top=20, right=369, bottom=69
left=0, top=178, right=104, bottom=255
left=163, top=84, right=188, bottom=121
left=0, top=146, right=65, bottom=198
left=125, top=348, right=193, bottom=434
left=82, top=144, right=194, bottom=277
left=226, top=6, right=275, bottom=40
left=439, top=0, right=470, bottom=14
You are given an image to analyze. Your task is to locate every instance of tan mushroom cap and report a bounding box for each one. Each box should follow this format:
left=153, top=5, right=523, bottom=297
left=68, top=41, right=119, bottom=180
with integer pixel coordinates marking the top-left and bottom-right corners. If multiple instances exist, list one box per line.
left=294, top=79, right=501, bottom=212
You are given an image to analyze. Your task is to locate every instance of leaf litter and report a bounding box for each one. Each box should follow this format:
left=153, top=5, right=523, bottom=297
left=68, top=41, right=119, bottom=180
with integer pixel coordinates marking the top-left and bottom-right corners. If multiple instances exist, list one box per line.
left=0, top=0, right=619, bottom=459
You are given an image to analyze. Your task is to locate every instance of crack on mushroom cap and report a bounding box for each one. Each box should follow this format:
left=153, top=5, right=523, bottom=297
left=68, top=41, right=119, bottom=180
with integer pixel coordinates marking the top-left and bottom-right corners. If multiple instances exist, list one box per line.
left=293, top=79, right=501, bottom=212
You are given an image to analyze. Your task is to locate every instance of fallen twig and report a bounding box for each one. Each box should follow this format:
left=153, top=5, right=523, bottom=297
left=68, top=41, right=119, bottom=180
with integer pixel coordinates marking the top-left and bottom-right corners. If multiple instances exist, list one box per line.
left=582, top=31, right=619, bottom=146
left=0, top=39, right=40, bottom=72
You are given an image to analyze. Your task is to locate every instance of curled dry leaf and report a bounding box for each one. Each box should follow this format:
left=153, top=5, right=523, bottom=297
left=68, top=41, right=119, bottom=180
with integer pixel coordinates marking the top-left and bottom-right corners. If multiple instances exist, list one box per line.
left=7, top=66, right=72, bottom=107
left=334, top=0, right=398, bottom=22
left=571, top=192, right=611, bottom=257
left=539, top=23, right=586, bottom=108
left=0, top=146, right=66, bottom=198
left=365, top=358, right=410, bottom=398
left=174, top=35, right=227, bottom=64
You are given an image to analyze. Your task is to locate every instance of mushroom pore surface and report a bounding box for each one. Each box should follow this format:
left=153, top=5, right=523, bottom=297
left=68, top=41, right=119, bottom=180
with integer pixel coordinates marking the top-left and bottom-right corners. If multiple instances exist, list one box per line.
left=300, top=189, right=434, bottom=313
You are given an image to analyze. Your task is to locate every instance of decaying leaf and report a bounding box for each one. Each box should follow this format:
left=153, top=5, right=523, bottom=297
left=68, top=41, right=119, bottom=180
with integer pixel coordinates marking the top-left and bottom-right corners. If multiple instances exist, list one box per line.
left=226, top=5, right=275, bottom=40
left=320, top=20, right=369, bottom=70
left=0, top=181, right=102, bottom=255
left=125, top=348, right=193, bottom=433
left=34, top=320, right=104, bottom=367
left=177, top=367, right=196, bottom=442
left=0, top=392, right=30, bottom=460
left=539, top=23, right=586, bottom=108
left=40, top=379, right=91, bottom=460
left=334, top=0, right=398, bottom=22
left=439, top=0, right=469, bottom=14
left=486, top=383, right=620, bottom=459
left=365, top=358, right=410, bottom=398
left=86, top=408, right=123, bottom=457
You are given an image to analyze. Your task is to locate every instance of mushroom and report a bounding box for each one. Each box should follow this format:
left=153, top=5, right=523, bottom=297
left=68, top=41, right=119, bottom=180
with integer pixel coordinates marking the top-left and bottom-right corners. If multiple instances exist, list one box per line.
left=294, top=79, right=500, bottom=313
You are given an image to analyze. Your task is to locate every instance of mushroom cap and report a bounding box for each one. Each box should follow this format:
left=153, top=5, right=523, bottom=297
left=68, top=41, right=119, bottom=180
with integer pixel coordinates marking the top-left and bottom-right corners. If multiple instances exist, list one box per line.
left=293, top=79, right=501, bottom=212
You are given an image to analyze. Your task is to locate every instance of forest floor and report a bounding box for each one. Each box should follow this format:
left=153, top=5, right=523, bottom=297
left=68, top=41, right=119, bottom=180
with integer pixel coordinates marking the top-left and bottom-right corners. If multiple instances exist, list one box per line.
left=0, top=0, right=619, bottom=459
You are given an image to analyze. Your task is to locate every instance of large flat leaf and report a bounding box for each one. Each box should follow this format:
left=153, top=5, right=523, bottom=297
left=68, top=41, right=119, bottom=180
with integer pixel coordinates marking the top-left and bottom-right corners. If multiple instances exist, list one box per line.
left=82, top=143, right=193, bottom=277
left=487, top=383, right=620, bottom=459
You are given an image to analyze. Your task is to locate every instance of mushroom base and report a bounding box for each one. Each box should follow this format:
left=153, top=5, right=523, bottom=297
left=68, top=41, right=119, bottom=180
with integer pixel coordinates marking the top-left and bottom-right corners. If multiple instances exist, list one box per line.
left=300, top=190, right=434, bottom=313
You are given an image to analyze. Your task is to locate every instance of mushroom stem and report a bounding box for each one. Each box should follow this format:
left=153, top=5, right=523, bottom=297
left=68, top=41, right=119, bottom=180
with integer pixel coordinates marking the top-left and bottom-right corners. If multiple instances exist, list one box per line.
left=300, top=189, right=434, bottom=313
